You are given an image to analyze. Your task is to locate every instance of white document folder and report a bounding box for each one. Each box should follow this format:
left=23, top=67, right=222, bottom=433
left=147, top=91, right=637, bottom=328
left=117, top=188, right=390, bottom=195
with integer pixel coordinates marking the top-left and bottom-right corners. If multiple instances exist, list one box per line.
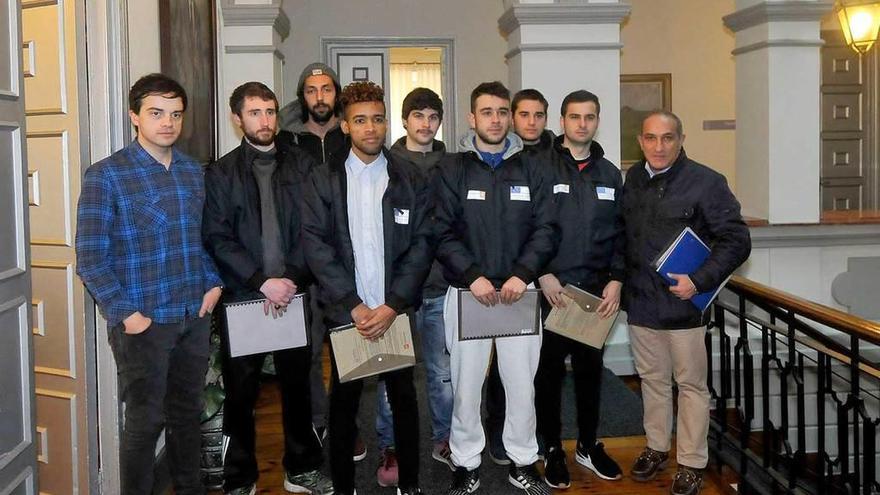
left=329, top=314, right=416, bottom=383
left=223, top=295, right=309, bottom=357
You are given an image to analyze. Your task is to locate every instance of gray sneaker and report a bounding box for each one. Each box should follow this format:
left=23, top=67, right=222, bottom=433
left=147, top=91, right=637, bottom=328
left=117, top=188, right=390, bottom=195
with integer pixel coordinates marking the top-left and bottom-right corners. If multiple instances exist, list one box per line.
left=284, top=469, right=335, bottom=494
left=225, top=485, right=256, bottom=495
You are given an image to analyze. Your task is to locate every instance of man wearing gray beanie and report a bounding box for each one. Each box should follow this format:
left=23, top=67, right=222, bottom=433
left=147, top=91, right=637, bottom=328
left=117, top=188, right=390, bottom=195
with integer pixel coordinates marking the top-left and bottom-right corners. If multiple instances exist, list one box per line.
left=279, top=63, right=348, bottom=164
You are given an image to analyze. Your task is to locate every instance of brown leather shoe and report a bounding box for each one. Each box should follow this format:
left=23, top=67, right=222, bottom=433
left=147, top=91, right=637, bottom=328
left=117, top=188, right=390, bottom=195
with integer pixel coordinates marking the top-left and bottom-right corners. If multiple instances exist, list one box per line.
left=630, top=447, right=669, bottom=481
left=670, top=465, right=704, bottom=495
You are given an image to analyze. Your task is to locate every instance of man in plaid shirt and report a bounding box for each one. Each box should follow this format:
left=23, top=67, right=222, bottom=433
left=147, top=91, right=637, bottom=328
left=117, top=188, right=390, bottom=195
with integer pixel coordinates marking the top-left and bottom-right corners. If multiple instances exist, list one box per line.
left=75, top=73, right=223, bottom=495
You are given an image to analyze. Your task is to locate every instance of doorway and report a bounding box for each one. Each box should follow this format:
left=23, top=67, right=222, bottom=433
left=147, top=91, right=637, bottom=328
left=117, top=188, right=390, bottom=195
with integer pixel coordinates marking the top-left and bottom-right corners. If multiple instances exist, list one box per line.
left=322, top=37, right=457, bottom=149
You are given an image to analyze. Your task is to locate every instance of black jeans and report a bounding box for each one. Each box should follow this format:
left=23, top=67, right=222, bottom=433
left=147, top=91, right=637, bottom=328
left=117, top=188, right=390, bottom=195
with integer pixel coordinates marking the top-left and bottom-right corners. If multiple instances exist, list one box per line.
left=534, top=287, right=606, bottom=449
left=108, top=315, right=211, bottom=495
left=327, top=322, right=420, bottom=493
left=219, top=306, right=322, bottom=490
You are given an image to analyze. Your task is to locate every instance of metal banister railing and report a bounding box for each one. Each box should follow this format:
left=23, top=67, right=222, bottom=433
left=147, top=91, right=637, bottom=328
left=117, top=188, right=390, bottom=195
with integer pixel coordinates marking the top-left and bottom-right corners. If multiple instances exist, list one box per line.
left=707, top=276, right=880, bottom=494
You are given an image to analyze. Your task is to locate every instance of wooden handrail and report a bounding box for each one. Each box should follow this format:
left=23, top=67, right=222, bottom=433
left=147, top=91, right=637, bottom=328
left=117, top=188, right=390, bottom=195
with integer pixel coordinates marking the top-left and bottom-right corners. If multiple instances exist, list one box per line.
left=726, top=275, right=880, bottom=346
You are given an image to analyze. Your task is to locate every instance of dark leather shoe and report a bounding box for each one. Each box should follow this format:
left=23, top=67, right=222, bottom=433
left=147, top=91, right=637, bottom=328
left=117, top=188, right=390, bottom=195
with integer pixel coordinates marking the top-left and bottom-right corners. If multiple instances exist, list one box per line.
left=670, top=465, right=703, bottom=495
left=630, top=447, right=669, bottom=481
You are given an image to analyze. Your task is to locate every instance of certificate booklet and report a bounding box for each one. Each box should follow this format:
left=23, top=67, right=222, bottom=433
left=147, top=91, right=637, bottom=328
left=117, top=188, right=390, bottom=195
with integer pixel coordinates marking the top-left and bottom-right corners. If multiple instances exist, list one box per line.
left=544, top=285, right=618, bottom=349
left=457, top=289, right=541, bottom=341
left=653, top=227, right=729, bottom=312
left=329, top=314, right=415, bottom=383
left=224, top=294, right=309, bottom=357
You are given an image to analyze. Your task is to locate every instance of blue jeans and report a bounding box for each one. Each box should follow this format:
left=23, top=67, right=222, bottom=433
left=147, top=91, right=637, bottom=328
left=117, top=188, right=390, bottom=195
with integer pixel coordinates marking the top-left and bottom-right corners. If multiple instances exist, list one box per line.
left=376, top=296, right=452, bottom=448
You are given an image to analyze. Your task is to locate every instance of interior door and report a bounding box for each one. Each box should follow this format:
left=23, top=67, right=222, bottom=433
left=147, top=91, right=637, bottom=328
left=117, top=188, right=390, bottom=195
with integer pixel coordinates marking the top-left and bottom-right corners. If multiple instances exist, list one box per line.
left=0, top=0, right=37, bottom=493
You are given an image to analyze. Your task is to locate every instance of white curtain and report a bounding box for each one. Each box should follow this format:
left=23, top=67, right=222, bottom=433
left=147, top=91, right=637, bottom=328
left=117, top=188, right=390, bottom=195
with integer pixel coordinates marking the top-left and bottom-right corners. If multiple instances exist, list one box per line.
left=389, top=62, right=443, bottom=144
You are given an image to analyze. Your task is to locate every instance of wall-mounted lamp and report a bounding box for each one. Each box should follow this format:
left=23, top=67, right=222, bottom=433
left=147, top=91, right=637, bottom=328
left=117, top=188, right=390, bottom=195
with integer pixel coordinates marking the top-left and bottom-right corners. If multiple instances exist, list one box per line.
left=837, top=0, right=880, bottom=53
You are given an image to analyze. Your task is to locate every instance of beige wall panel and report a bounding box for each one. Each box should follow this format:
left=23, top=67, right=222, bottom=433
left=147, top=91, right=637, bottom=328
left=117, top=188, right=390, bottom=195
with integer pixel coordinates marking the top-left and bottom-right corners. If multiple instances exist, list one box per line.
left=34, top=389, right=77, bottom=495
left=31, top=262, right=75, bottom=378
left=26, top=131, right=70, bottom=246
left=21, top=0, right=65, bottom=116
left=621, top=0, right=737, bottom=186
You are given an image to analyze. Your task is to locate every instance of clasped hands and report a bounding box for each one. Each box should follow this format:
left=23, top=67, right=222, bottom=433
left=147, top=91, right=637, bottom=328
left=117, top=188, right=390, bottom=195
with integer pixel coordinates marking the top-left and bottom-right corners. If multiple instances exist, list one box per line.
left=351, top=303, right=397, bottom=340
left=261, top=278, right=298, bottom=317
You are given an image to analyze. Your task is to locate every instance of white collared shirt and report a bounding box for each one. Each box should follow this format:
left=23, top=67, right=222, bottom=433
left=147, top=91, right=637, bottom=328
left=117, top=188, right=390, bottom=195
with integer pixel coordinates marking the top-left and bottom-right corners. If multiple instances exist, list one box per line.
left=345, top=150, right=389, bottom=309
left=645, top=162, right=671, bottom=179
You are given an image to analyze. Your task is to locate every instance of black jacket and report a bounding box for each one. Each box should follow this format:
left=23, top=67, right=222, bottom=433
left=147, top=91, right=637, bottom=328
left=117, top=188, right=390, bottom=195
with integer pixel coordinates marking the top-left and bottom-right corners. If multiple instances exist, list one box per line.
left=433, top=132, right=559, bottom=288
left=202, top=138, right=316, bottom=302
left=389, top=137, right=449, bottom=298
left=279, top=125, right=348, bottom=165
left=522, top=129, right=555, bottom=154
left=540, top=137, right=625, bottom=288
left=622, top=150, right=751, bottom=329
left=301, top=150, right=433, bottom=324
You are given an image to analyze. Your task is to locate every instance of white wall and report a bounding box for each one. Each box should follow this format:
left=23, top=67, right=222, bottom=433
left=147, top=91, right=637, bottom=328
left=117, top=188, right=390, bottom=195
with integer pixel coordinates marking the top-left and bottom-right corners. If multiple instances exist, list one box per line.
left=279, top=0, right=509, bottom=142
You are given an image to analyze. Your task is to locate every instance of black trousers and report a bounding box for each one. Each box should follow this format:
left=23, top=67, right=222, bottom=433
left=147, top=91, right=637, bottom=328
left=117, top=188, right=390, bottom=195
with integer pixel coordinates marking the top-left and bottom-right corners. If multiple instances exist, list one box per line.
left=220, top=310, right=322, bottom=491
left=327, top=322, right=420, bottom=493
left=534, top=286, right=606, bottom=449
left=108, top=315, right=210, bottom=495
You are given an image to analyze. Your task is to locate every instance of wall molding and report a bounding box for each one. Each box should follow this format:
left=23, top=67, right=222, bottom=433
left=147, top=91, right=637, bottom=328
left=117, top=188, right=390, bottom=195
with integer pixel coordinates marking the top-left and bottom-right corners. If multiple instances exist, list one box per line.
left=498, top=2, right=631, bottom=36
left=723, top=0, right=832, bottom=33
left=219, top=0, right=289, bottom=39
left=505, top=42, right=624, bottom=60
left=749, top=223, right=880, bottom=248
left=224, top=44, right=284, bottom=61
left=731, top=38, right=824, bottom=56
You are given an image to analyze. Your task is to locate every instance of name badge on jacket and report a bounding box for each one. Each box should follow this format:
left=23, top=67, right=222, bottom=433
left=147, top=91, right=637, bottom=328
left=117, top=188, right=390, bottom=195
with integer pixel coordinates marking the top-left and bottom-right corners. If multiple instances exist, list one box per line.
left=467, top=190, right=486, bottom=201
left=394, top=208, right=410, bottom=224
left=596, top=186, right=615, bottom=201
left=510, top=185, right=531, bottom=201
left=553, top=183, right=570, bottom=194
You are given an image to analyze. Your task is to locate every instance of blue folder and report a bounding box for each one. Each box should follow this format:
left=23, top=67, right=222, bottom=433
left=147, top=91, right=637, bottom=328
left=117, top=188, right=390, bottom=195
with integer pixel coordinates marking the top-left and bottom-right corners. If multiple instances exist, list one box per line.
left=653, top=227, right=727, bottom=312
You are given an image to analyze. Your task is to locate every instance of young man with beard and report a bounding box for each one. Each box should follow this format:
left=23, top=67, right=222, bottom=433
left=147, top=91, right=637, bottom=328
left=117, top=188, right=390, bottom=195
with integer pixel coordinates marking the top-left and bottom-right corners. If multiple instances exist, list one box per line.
left=372, top=87, right=454, bottom=487
left=623, top=111, right=750, bottom=495
left=280, top=63, right=348, bottom=164
left=76, top=74, right=223, bottom=495
left=483, top=88, right=554, bottom=463
left=302, top=81, right=432, bottom=495
left=279, top=62, right=351, bottom=454
left=435, top=81, right=557, bottom=495
left=202, top=82, right=333, bottom=495
left=534, top=90, right=625, bottom=489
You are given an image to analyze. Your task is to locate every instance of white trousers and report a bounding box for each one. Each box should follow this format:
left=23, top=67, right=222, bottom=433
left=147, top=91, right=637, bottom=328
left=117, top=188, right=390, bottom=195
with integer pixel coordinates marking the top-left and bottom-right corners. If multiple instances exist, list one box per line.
left=443, top=287, right=542, bottom=469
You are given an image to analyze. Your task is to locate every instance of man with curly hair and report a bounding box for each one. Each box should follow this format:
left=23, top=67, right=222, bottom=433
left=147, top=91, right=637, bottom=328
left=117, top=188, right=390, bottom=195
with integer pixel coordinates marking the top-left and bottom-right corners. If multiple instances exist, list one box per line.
left=302, top=81, right=432, bottom=495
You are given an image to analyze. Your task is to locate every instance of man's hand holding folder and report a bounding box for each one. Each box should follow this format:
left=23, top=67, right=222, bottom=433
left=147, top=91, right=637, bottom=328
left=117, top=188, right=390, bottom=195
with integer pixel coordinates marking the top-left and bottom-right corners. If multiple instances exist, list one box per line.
left=351, top=303, right=397, bottom=340
left=666, top=273, right=698, bottom=301
left=539, top=273, right=621, bottom=319
left=469, top=275, right=528, bottom=306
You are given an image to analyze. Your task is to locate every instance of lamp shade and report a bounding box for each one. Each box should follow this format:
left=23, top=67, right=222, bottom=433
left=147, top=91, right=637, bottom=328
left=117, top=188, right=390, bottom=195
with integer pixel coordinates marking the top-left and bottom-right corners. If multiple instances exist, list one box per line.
left=837, top=1, right=880, bottom=53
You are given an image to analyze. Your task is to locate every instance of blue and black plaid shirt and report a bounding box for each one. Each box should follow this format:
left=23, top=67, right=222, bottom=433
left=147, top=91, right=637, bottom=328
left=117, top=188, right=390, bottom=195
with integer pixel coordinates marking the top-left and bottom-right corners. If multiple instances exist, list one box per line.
left=76, top=140, right=222, bottom=327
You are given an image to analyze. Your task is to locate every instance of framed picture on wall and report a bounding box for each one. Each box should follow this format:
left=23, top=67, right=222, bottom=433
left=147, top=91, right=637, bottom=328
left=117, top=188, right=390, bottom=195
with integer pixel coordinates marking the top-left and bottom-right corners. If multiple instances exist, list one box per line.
left=620, top=73, right=672, bottom=168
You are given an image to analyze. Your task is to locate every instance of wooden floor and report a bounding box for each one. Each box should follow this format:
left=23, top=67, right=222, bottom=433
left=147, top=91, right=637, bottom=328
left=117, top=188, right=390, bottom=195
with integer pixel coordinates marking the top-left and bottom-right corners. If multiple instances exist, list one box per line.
left=213, top=378, right=737, bottom=495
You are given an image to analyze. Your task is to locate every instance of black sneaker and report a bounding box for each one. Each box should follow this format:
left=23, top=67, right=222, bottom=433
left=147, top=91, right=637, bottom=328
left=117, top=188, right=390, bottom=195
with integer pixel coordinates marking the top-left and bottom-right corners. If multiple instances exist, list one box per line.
left=397, top=487, right=425, bottom=495
left=508, top=464, right=551, bottom=495
left=542, top=446, right=570, bottom=489
left=447, top=466, right=480, bottom=494
left=670, top=465, right=704, bottom=495
left=575, top=441, right=622, bottom=481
